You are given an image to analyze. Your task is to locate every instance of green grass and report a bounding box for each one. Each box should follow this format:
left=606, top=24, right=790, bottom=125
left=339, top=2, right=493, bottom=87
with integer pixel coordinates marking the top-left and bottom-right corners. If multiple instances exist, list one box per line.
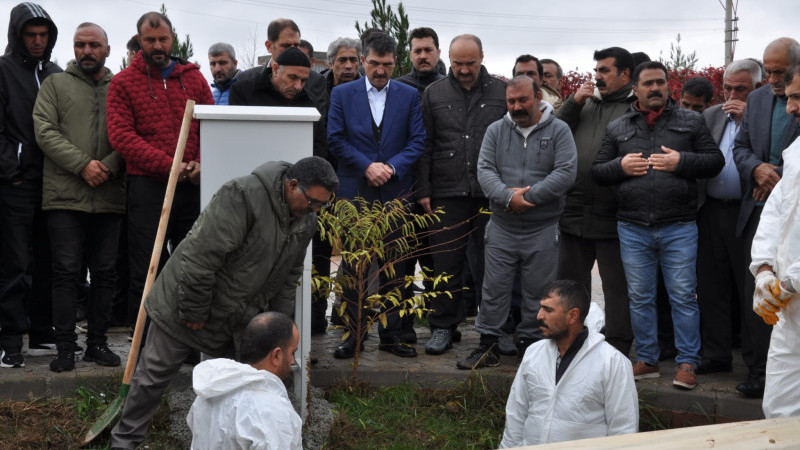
left=326, top=375, right=509, bottom=449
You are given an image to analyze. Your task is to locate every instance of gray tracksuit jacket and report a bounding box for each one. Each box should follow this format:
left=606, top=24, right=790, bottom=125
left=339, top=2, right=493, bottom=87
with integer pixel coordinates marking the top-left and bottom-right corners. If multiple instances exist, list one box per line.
left=478, top=103, right=577, bottom=233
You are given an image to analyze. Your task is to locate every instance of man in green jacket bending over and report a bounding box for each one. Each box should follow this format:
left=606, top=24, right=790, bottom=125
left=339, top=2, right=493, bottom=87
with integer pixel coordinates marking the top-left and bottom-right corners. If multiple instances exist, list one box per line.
left=110, top=156, right=337, bottom=450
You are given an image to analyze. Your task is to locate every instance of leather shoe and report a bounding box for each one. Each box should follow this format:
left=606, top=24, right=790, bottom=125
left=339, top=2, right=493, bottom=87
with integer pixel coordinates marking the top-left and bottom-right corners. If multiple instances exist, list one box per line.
left=695, top=359, right=732, bottom=375
left=333, top=335, right=364, bottom=359
left=379, top=334, right=418, bottom=358
left=396, top=329, right=417, bottom=344
left=736, top=376, right=765, bottom=398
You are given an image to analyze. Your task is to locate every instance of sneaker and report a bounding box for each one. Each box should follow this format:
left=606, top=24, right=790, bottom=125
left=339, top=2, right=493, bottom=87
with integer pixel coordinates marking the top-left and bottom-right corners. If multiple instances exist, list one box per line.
left=50, top=349, right=75, bottom=372
left=632, top=361, right=660, bottom=380
left=26, top=342, right=57, bottom=356
left=0, top=350, right=25, bottom=368
left=456, top=344, right=500, bottom=370
left=425, top=329, right=453, bottom=355
left=673, top=363, right=697, bottom=390
left=70, top=342, right=84, bottom=356
left=497, top=334, right=518, bottom=356
left=83, top=343, right=121, bottom=367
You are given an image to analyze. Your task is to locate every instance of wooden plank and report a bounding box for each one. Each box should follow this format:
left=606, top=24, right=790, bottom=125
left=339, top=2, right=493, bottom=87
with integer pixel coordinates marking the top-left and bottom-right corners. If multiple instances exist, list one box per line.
left=514, top=417, right=800, bottom=449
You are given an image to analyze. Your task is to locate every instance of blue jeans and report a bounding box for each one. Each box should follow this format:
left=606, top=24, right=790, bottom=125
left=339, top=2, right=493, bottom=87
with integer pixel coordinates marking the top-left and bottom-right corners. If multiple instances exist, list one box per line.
left=617, top=221, right=700, bottom=367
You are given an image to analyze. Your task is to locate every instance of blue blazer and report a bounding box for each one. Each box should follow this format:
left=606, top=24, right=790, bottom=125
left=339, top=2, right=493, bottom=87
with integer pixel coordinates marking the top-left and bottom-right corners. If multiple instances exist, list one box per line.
left=732, top=84, right=800, bottom=235
left=327, top=78, right=425, bottom=203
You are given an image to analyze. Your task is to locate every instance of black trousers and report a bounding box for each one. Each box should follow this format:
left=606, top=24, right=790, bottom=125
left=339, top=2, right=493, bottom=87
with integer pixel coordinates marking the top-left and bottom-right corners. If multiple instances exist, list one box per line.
left=0, top=180, right=52, bottom=351
left=49, top=211, right=121, bottom=347
left=557, top=232, right=633, bottom=355
left=427, top=197, right=489, bottom=331
left=126, top=176, right=199, bottom=326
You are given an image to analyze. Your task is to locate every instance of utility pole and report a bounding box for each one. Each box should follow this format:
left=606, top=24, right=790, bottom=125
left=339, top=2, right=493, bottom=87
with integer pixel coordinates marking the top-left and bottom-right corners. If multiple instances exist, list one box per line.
left=724, top=0, right=738, bottom=65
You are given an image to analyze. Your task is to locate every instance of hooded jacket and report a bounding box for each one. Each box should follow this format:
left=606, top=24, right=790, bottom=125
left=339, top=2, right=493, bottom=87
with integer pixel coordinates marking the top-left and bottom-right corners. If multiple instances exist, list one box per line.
left=33, top=61, right=125, bottom=214
left=477, top=102, right=577, bottom=233
left=145, top=161, right=316, bottom=357
left=187, top=358, right=302, bottom=450
left=417, top=66, right=507, bottom=199
left=500, top=329, right=638, bottom=447
left=591, top=100, right=723, bottom=226
left=106, top=51, right=214, bottom=182
left=0, top=2, right=61, bottom=181
left=557, top=84, right=635, bottom=239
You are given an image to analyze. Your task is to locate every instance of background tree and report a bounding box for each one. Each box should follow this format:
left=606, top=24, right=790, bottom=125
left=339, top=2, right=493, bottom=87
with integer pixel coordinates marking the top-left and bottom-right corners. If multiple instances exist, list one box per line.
left=160, top=3, right=196, bottom=64
left=355, top=0, right=411, bottom=77
left=660, top=33, right=698, bottom=71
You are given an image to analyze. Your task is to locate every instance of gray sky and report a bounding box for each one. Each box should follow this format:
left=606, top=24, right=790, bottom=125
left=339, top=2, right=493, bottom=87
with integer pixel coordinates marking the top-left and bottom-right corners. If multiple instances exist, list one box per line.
left=3, top=0, right=798, bottom=84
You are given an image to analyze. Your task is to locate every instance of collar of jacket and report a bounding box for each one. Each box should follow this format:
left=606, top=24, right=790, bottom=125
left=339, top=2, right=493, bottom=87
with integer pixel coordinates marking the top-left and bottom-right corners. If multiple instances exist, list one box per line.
left=131, top=52, right=196, bottom=78
left=446, top=65, right=499, bottom=92
left=65, top=60, right=113, bottom=85
left=211, top=70, right=240, bottom=92
left=590, top=82, right=635, bottom=104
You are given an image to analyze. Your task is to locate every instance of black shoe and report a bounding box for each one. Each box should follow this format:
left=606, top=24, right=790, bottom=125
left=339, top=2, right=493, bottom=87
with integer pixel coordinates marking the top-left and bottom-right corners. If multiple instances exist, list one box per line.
left=397, top=329, right=417, bottom=344
left=452, top=329, right=462, bottom=343
left=83, top=343, right=121, bottom=367
left=333, top=335, right=364, bottom=359
left=27, top=342, right=57, bottom=356
left=695, top=359, right=732, bottom=375
left=736, top=375, right=766, bottom=398
left=379, top=334, right=418, bottom=358
left=497, top=333, right=518, bottom=356
left=0, top=350, right=24, bottom=368
left=517, top=337, right=538, bottom=358
left=425, top=329, right=452, bottom=355
left=456, top=344, right=499, bottom=370
left=50, top=349, right=75, bottom=372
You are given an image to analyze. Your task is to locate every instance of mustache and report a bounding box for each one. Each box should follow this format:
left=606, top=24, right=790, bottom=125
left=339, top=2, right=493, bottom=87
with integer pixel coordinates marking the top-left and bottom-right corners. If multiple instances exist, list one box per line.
left=647, top=91, right=663, bottom=98
left=595, top=80, right=606, bottom=88
left=80, top=56, right=97, bottom=63
left=511, top=109, right=529, bottom=117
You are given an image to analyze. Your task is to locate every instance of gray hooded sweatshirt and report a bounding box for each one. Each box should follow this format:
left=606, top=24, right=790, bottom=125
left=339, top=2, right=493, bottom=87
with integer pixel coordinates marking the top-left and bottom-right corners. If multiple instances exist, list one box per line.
left=477, top=101, right=577, bottom=233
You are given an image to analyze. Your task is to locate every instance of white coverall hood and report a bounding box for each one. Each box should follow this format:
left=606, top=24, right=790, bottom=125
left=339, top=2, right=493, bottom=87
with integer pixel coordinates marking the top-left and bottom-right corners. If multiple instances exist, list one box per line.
left=750, top=136, right=800, bottom=418
left=187, top=358, right=302, bottom=450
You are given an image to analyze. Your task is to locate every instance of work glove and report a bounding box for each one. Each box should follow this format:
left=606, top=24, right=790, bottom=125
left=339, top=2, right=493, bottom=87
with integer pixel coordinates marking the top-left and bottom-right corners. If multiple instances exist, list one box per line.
left=754, top=271, right=781, bottom=325
left=768, top=278, right=795, bottom=309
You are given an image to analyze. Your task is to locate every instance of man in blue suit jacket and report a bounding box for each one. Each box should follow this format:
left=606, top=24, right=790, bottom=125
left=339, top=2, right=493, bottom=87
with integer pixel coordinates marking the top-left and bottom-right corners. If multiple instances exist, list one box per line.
left=328, top=32, right=425, bottom=359
left=732, top=37, right=800, bottom=398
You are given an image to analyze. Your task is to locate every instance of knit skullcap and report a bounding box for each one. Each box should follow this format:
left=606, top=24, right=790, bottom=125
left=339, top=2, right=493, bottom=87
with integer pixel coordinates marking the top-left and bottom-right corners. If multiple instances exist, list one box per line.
left=275, top=47, right=311, bottom=68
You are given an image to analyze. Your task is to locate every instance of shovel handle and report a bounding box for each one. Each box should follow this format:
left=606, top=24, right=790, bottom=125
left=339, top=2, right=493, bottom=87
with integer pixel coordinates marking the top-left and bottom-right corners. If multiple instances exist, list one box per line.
left=122, top=100, right=196, bottom=384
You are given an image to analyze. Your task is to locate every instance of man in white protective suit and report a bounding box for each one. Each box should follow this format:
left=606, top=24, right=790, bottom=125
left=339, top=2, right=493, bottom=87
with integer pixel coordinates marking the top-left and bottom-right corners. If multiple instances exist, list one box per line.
left=186, top=312, right=301, bottom=450
left=500, top=280, right=638, bottom=447
left=750, top=64, right=800, bottom=419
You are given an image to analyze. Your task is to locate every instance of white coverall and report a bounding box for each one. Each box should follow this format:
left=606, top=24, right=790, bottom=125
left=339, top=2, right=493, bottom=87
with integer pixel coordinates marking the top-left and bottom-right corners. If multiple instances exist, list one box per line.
left=187, top=358, right=302, bottom=450
left=750, top=137, right=800, bottom=418
left=500, top=329, right=638, bottom=447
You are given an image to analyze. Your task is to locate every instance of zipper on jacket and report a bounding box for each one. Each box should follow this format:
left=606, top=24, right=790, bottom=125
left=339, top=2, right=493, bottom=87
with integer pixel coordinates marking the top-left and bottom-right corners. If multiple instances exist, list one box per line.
left=90, top=84, right=100, bottom=213
left=163, top=78, right=167, bottom=90
left=35, top=61, right=42, bottom=88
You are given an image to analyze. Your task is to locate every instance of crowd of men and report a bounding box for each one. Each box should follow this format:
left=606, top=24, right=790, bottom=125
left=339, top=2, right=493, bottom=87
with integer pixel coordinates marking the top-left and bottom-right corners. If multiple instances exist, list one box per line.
left=2, top=1, right=800, bottom=447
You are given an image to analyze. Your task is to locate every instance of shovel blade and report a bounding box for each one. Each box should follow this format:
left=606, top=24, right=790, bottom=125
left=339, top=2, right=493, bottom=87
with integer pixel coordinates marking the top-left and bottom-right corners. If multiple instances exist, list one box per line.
left=82, top=384, right=129, bottom=445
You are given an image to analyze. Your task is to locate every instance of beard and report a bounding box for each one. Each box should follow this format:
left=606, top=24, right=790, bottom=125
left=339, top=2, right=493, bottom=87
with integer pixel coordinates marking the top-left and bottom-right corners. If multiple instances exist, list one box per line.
left=78, top=56, right=105, bottom=75
left=142, top=49, right=171, bottom=68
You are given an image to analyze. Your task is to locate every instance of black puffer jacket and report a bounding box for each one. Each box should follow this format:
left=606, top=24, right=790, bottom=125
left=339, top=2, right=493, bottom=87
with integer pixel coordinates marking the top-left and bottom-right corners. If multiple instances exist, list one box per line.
left=591, top=100, right=723, bottom=226
left=416, top=66, right=507, bottom=199
left=0, top=3, right=61, bottom=181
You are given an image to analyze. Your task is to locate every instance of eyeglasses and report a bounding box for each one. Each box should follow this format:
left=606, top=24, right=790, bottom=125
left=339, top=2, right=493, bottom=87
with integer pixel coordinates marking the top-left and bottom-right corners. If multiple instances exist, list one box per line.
left=301, top=189, right=333, bottom=210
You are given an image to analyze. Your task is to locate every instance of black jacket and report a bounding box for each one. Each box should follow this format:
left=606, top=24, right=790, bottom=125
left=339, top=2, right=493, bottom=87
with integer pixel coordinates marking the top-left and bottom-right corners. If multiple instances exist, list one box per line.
left=417, top=66, right=507, bottom=199
left=397, top=68, right=445, bottom=97
left=230, top=66, right=329, bottom=162
left=591, top=100, right=723, bottom=226
left=0, top=3, right=61, bottom=181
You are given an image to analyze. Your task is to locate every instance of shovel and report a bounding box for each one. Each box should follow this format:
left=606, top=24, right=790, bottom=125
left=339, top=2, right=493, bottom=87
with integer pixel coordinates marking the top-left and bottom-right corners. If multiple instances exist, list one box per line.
left=83, top=99, right=196, bottom=445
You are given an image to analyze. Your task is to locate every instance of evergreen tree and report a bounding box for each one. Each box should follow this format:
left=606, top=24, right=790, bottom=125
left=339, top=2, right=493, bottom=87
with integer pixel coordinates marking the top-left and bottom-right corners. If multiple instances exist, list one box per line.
left=160, top=3, right=195, bottom=64
left=356, top=0, right=411, bottom=77
left=659, top=33, right=698, bottom=71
